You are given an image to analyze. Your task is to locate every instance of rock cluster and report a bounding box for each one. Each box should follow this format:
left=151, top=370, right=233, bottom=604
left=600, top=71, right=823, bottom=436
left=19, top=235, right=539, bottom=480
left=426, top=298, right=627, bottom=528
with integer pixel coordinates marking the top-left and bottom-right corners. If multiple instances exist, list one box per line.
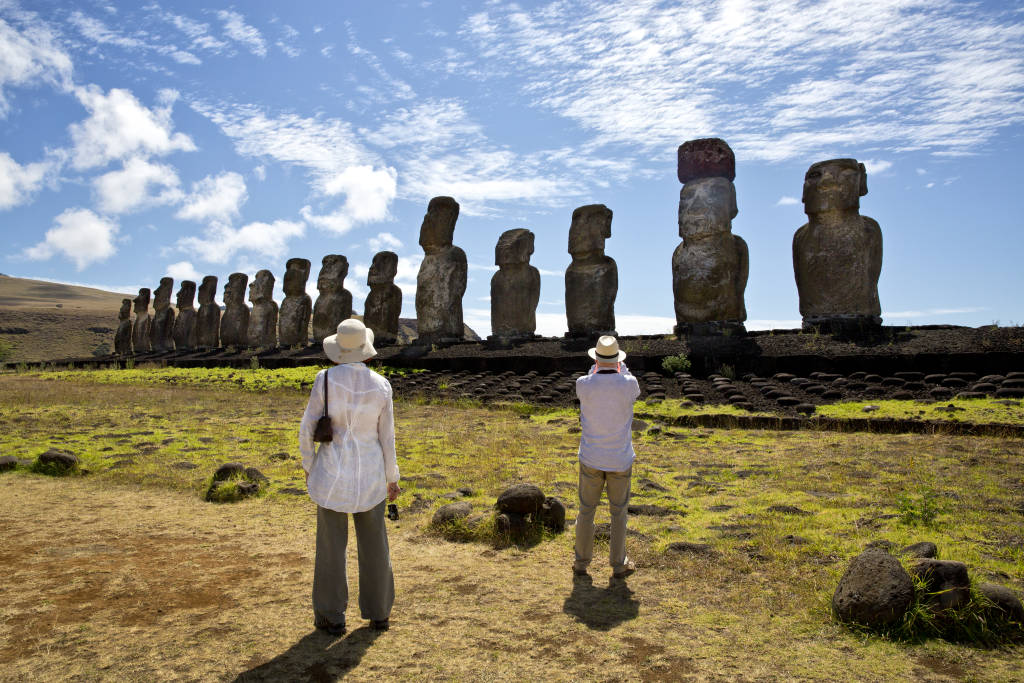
left=430, top=482, right=567, bottom=543
left=31, top=448, right=81, bottom=476
left=205, top=462, right=268, bottom=502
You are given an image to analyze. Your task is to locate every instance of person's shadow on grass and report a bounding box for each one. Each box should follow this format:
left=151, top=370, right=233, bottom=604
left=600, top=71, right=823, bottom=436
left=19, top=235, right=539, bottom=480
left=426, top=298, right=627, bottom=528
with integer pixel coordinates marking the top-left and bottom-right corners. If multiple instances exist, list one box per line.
left=562, top=574, right=639, bottom=630
left=231, top=626, right=383, bottom=682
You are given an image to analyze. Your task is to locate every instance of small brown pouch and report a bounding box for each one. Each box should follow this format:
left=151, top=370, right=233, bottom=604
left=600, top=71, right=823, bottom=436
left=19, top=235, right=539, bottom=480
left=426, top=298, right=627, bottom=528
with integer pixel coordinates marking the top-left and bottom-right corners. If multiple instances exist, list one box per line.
left=313, top=369, right=333, bottom=442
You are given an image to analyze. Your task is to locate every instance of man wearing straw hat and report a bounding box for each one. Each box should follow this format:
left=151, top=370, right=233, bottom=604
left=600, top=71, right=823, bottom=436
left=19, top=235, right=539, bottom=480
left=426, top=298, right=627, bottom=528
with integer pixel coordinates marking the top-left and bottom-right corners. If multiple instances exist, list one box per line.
left=300, top=318, right=401, bottom=635
left=573, top=335, right=641, bottom=579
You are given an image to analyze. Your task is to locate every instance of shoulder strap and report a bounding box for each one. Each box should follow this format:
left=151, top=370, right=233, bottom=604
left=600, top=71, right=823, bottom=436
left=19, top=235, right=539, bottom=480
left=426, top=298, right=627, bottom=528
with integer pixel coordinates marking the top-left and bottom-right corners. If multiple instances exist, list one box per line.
left=322, top=367, right=329, bottom=417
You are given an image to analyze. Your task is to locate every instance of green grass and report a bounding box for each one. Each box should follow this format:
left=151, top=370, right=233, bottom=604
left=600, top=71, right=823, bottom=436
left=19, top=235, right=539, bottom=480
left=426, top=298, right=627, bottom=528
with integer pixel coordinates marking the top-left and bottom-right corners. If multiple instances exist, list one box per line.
left=634, top=397, right=777, bottom=419
left=816, top=397, right=1024, bottom=424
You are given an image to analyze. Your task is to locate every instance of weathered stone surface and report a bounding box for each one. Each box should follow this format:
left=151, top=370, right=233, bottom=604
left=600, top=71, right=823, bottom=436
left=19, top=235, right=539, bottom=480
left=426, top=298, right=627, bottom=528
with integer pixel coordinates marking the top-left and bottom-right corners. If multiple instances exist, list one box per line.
left=278, top=258, right=311, bottom=347
left=131, top=288, right=151, bottom=353
left=114, top=298, right=132, bottom=355
left=539, top=496, right=567, bottom=532
left=490, top=229, right=540, bottom=340
left=196, top=276, right=220, bottom=348
left=431, top=501, right=472, bottom=526
left=900, top=541, right=938, bottom=558
left=566, top=204, right=617, bottom=338
left=978, top=583, right=1024, bottom=624
left=247, top=269, right=278, bottom=348
left=673, top=176, right=748, bottom=332
left=219, top=273, right=250, bottom=348
left=150, top=277, right=175, bottom=352
left=677, top=137, right=736, bottom=184
left=793, top=159, right=882, bottom=332
left=910, top=559, right=971, bottom=612
left=415, top=197, right=467, bottom=344
left=0, top=455, right=17, bottom=472
left=312, top=255, right=353, bottom=343
left=213, top=462, right=245, bottom=481
left=36, top=449, right=80, bottom=473
left=496, top=483, right=546, bottom=515
left=364, top=251, right=401, bottom=345
left=171, top=280, right=197, bottom=350
left=832, top=549, right=914, bottom=627
left=205, top=463, right=265, bottom=502
left=495, top=511, right=529, bottom=537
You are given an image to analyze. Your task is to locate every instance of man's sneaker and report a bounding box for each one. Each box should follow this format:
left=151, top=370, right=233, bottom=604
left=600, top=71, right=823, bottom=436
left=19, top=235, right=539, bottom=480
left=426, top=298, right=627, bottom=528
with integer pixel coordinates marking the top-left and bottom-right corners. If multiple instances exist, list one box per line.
left=315, top=620, right=346, bottom=637
left=612, top=560, right=636, bottom=579
left=573, top=567, right=589, bottom=577
left=370, top=619, right=390, bottom=631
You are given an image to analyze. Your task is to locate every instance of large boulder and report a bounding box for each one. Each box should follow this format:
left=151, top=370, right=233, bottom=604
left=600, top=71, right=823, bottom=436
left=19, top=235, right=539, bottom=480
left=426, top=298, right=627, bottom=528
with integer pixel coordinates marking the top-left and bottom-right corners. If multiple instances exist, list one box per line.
left=978, top=583, right=1024, bottom=625
left=431, top=501, right=472, bottom=527
left=832, top=549, right=914, bottom=627
left=496, top=483, right=545, bottom=516
left=909, top=559, right=971, bottom=612
left=34, top=449, right=81, bottom=475
left=899, top=541, right=938, bottom=559
left=0, top=455, right=17, bottom=472
left=205, top=462, right=266, bottom=502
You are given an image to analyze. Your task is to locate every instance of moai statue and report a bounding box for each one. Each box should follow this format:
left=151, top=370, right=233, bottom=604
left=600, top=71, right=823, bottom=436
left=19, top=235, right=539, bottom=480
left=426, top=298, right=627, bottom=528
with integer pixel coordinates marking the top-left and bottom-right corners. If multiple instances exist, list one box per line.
left=114, top=298, right=132, bottom=355
left=171, top=280, right=197, bottom=350
left=793, top=158, right=882, bottom=335
left=149, top=277, right=176, bottom=352
left=565, top=204, right=617, bottom=338
left=131, top=288, right=152, bottom=353
left=247, top=269, right=278, bottom=348
left=219, top=272, right=250, bottom=348
left=490, top=229, right=540, bottom=342
left=415, top=196, right=467, bottom=345
left=363, top=251, right=401, bottom=345
left=278, top=258, right=312, bottom=347
left=672, top=138, right=748, bottom=336
left=196, top=276, right=220, bottom=348
left=312, top=255, right=353, bottom=343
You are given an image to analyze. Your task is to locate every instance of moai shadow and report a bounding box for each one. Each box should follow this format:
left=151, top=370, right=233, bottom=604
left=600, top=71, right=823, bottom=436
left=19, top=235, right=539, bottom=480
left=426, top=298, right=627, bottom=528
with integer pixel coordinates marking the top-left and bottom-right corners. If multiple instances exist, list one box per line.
left=312, top=255, right=352, bottom=343
left=672, top=138, right=748, bottom=338
left=279, top=258, right=312, bottom=347
left=247, top=269, right=278, bottom=349
left=565, top=204, right=617, bottom=340
left=489, top=228, right=540, bottom=346
left=415, top=196, right=467, bottom=346
left=196, top=276, right=220, bottom=349
left=114, top=298, right=132, bottom=355
left=793, top=158, right=882, bottom=339
left=219, top=273, right=250, bottom=349
left=364, top=251, right=401, bottom=346
left=172, top=280, right=197, bottom=351
left=150, top=277, right=176, bottom=352
left=131, top=288, right=151, bottom=353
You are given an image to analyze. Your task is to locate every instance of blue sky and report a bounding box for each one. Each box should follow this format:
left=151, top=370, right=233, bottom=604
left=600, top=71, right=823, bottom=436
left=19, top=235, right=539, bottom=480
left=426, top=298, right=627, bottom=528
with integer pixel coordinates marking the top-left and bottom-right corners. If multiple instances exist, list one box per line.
left=2, top=0, right=1023, bottom=337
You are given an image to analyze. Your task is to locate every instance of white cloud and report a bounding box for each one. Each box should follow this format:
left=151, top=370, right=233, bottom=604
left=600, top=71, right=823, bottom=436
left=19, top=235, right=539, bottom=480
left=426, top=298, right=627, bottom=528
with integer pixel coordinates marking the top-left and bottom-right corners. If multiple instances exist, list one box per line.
left=176, top=172, right=248, bottom=224
left=68, top=11, right=200, bottom=65
left=776, top=196, right=799, bottom=206
left=368, top=232, right=402, bottom=252
left=23, top=208, right=119, bottom=270
left=69, top=86, right=196, bottom=170
left=926, top=182, right=935, bottom=188
left=0, top=15, right=74, bottom=115
left=537, top=268, right=564, bottom=277
left=252, top=165, right=266, bottom=181
left=0, top=152, right=53, bottom=210
left=165, top=260, right=201, bottom=282
left=93, top=157, right=182, bottom=214
left=177, top=219, right=305, bottom=264
left=862, top=159, right=893, bottom=175
left=301, top=165, right=397, bottom=234
left=218, top=10, right=267, bottom=57
left=916, top=168, right=928, bottom=175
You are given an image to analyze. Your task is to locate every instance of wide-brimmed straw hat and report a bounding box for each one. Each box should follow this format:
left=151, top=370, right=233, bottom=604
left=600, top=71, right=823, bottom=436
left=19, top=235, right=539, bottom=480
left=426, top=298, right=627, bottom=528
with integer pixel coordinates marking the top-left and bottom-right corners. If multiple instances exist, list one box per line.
left=323, top=318, right=377, bottom=364
left=587, top=335, right=626, bottom=363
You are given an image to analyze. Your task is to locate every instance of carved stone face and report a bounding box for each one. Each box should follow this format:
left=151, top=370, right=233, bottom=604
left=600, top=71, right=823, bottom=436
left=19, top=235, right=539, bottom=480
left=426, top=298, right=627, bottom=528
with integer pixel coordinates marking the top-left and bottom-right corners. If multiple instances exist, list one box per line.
left=419, top=196, right=459, bottom=254
left=176, top=281, right=196, bottom=309
left=283, top=258, right=311, bottom=295
left=368, top=251, right=398, bottom=285
left=495, top=229, right=534, bottom=267
left=154, top=277, right=173, bottom=309
left=678, top=177, right=737, bottom=238
left=133, top=288, right=150, bottom=314
left=317, top=255, right=348, bottom=293
left=224, top=273, right=248, bottom=306
left=119, top=299, right=132, bottom=320
left=802, top=158, right=867, bottom=214
left=569, top=204, right=612, bottom=257
left=249, top=270, right=275, bottom=303
left=198, top=276, right=217, bottom=304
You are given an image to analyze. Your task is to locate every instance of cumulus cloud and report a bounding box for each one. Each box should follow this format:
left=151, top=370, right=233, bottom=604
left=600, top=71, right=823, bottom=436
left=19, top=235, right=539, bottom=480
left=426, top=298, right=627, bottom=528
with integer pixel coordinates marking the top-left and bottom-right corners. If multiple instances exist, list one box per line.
left=368, top=232, right=402, bottom=252
left=176, top=219, right=305, bottom=264
left=301, top=165, right=397, bottom=235
left=862, top=159, right=893, bottom=174
left=69, top=86, right=196, bottom=170
left=0, top=15, right=74, bottom=115
left=23, top=208, right=119, bottom=270
left=176, top=172, right=248, bottom=224
left=165, top=260, right=202, bottom=282
left=218, top=10, right=266, bottom=57
left=776, top=196, right=800, bottom=206
left=0, top=153, right=53, bottom=210
left=93, top=157, right=183, bottom=214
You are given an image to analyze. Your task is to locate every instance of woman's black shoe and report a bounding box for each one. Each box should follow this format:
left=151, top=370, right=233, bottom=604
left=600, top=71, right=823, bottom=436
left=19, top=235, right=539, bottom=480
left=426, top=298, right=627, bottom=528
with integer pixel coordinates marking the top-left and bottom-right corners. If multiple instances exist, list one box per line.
left=370, top=619, right=389, bottom=631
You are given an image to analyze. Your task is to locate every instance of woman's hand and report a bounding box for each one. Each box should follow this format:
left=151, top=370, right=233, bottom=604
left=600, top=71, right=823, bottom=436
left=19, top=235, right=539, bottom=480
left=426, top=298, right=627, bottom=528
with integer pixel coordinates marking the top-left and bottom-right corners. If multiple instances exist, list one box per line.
left=387, top=482, right=401, bottom=502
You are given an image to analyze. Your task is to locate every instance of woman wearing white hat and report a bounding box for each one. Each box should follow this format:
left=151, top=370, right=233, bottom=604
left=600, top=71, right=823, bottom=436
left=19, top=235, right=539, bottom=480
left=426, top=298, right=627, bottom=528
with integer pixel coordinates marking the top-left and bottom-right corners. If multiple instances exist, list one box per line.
left=299, top=318, right=401, bottom=635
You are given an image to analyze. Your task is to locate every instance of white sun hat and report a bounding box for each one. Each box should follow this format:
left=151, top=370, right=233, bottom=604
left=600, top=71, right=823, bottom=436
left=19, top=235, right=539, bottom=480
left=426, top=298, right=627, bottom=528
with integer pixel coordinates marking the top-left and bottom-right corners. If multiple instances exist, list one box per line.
left=323, top=318, right=377, bottom=364
left=587, top=335, right=627, bottom=363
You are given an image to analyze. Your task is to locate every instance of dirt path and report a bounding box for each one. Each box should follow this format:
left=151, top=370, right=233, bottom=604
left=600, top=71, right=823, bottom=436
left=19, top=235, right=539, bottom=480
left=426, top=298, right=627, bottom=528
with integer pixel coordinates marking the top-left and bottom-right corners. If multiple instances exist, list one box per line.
left=1, top=475, right=1018, bottom=682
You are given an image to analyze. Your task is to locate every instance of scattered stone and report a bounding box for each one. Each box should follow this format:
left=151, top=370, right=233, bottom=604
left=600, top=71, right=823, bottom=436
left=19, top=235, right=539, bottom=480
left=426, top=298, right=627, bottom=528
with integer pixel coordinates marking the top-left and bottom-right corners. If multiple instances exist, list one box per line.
left=767, top=504, right=811, bottom=516
left=431, top=501, right=472, bottom=526
left=539, top=496, right=567, bottom=532
left=900, top=541, right=938, bottom=559
left=496, top=483, right=545, bottom=515
left=566, top=204, right=617, bottom=338
left=781, top=534, right=810, bottom=545
left=864, top=539, right=897, bottom=552
left=0, top=455, right=18, bottom=472
left=170, top=461, right=198, bottom=470
left=832, top=549, right=914, bottom=627
left=627, top=504, right=676, bottom=517
left=213, top=462, right=245, bottom=481
left=34, top=448, right=80, bottom=475
left=636, top=477, right=669, bottom=493
left=269, top=452, right=291, bottom=461
left=630, top=419, right=649, bottom=432
left=280, top=487, right=306, bottom=496
left=665, top=541, right=718, bottom=557
left=495, top=511, right=529, bottom=537
left=707, top=504, right=733, bottom=512
left=978, top=583, right=1024, bottom=624
left=909, top=559, right=971, bottom=611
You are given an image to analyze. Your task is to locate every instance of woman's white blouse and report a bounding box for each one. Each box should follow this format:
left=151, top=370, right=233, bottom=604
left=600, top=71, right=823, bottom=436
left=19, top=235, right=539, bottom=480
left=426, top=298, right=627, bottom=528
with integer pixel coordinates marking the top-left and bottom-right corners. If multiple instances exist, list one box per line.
left=299, top=363, right=399, bottom=513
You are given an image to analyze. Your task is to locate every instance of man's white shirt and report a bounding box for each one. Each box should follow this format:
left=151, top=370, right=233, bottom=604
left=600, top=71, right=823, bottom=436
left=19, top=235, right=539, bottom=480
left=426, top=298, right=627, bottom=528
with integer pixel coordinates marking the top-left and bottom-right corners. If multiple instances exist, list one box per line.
left=575, top=363, right=641, bottom=472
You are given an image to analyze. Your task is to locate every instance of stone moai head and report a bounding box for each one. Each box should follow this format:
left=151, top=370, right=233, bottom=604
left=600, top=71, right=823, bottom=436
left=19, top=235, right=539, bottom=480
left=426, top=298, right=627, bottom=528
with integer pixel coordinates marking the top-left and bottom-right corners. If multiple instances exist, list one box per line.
left=317, top=255, right=349, bottom=293
left=283, top=258, right=311, bottom=295
left=495, top=229, right=535, bottom=267
left=176, top=280, right=196, bottom=309
left=133, top=288, right=151, bottom=314
left=678, top=177, right=738, bottom=239
left=677, top=138, right=736, bottom=184
left=154, top=277, right=173, bottom=310
left=249, top=269, right=275, bottom=304
left=368, top=251, right=399, bottom=285
left=224, top=273, right=248, bottom=306
left=802, top=158, right=867, bottom=214
left=198, top=275, right=218, bottom=305
left=119, top=298, right=132, bottom=320
left=568, top=204, right=613, bottom=257
left=419, top=196, right=460, bottom=254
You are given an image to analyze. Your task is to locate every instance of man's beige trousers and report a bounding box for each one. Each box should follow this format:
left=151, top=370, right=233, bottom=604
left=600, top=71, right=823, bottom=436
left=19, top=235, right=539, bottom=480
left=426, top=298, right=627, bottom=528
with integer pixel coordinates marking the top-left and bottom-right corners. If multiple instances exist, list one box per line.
left=574, top=462, right=632, bottom=571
